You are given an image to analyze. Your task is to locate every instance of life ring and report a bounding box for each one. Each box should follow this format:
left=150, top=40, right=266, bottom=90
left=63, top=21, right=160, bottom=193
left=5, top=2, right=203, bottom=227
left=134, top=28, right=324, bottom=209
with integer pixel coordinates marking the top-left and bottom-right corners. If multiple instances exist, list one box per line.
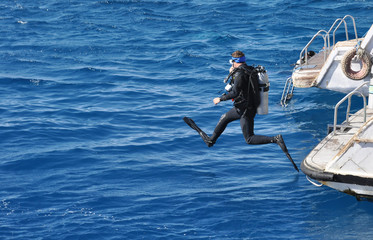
left=341, top=48, right=372, bottom=80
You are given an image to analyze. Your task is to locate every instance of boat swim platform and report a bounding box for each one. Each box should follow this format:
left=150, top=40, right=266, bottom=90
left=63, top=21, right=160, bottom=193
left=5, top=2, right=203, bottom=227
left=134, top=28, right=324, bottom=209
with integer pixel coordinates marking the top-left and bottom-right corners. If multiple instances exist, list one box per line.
left=292, top=38, right=363, bottom=88
left=292, top=51, right=325, bottom=88
left=302, top=108, right=373, bottom=177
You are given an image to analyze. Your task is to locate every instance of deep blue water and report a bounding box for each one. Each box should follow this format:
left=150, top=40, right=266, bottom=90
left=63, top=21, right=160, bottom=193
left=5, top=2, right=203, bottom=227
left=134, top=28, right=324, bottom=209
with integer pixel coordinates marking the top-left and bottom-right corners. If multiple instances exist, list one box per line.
left=1, top=0, right=373, bottom=239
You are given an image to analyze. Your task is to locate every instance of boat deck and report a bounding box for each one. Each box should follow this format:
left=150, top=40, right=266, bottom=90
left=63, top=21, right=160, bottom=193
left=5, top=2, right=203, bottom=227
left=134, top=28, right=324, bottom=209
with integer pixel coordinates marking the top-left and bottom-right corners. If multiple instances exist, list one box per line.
left=291, top=39, right=361, bottom=88
left=304, top=108, right=373, bottom=173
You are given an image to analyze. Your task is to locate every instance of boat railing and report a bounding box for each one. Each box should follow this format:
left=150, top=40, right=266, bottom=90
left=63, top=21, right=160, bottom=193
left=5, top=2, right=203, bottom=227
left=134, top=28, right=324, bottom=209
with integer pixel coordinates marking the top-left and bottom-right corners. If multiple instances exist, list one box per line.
left=299, top=15, right=358, bottom=67
left=299, top=30, right=328, bottom=65
left=329, top=15, right=358, bottom=47
left=332, top=81, right=368, bottom=134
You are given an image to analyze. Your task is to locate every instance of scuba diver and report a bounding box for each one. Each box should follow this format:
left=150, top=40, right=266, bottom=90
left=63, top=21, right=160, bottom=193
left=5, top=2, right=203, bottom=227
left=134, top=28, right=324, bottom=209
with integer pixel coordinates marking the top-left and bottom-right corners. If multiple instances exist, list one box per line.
left=184, top=50, right=299, bottom=171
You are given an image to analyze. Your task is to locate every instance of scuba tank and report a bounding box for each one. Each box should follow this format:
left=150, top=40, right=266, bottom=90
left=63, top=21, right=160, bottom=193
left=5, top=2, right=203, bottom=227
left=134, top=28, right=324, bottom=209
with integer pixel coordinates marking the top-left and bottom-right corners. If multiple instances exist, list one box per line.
left=255, top=65, right=270, bottom=115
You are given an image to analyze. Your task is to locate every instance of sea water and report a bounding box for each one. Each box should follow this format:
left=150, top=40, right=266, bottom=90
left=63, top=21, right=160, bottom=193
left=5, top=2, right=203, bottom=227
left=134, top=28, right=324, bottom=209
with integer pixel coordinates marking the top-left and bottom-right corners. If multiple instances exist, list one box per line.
left=1, top=0, right=373, bottom=239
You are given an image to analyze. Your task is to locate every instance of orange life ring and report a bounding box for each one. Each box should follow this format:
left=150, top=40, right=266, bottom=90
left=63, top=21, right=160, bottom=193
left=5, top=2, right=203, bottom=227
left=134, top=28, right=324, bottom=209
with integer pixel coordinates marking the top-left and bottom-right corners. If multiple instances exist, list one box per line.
left=341, top=48, right=372, bottom=80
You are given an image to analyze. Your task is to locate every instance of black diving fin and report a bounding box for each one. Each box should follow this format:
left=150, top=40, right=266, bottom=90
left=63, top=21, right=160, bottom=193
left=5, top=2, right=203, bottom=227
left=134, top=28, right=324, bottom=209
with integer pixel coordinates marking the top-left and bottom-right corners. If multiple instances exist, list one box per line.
left=284, top=151, right=299, bottom=172
left=183, top=117, right=214, bottom=147
left=275, top=135, right=299, bottom=172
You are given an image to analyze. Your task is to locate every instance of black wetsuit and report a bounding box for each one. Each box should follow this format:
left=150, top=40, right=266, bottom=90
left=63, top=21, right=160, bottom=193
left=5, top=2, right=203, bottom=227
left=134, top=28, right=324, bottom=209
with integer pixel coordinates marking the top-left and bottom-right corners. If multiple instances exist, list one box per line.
left=210, top=64, right=274, bottom=145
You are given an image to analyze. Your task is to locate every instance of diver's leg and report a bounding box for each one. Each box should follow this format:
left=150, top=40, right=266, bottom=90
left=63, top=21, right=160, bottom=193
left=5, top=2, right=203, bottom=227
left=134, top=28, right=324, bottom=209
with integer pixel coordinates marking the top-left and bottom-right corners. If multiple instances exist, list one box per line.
left=209, top=107, right=241, bottom=145
left=240, top=110, right=274, bottom=145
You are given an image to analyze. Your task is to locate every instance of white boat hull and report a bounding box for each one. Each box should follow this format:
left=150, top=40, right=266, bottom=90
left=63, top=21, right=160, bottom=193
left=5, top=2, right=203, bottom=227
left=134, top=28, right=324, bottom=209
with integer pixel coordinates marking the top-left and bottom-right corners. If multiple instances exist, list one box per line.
left=323, top=181, right=373, bottom=199
left=301, top=109, right=373, bottom=199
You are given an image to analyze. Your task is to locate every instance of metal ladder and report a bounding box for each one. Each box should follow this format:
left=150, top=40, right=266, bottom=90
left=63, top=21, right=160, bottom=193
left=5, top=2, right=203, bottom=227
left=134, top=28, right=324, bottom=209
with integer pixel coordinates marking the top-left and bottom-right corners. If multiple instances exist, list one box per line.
left=280, top=77, right=294, bottom=106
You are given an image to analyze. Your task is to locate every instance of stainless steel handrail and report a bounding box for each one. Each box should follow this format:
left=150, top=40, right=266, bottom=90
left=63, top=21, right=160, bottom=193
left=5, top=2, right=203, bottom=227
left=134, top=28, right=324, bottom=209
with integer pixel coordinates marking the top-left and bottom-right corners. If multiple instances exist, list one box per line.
left=331, top=15, right=358, bottom=47
left=333, top=81, right=368, bottom=133
left=326, top=18, right=346, bottom=50
left=298, top=15, right=358, bottom=67
left=299, top=30, right=328, bottom=65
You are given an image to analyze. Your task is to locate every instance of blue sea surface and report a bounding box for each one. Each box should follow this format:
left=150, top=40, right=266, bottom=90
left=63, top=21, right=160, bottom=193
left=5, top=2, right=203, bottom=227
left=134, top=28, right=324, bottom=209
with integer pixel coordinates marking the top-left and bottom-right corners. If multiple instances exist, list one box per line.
left=1, top=0, right=373, bottom=239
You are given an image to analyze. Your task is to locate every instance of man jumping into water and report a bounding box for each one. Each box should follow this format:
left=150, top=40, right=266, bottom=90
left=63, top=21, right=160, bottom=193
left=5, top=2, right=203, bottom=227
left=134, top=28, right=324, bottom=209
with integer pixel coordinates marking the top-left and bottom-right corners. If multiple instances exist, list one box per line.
left=184, top=50, right=298, bottom=171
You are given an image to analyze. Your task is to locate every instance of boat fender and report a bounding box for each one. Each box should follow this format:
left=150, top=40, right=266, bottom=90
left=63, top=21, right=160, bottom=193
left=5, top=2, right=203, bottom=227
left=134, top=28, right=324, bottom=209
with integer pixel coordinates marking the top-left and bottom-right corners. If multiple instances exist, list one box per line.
left=341, top=47, right=372, bottom=80
left=256, top=65, right=270, bottom=115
